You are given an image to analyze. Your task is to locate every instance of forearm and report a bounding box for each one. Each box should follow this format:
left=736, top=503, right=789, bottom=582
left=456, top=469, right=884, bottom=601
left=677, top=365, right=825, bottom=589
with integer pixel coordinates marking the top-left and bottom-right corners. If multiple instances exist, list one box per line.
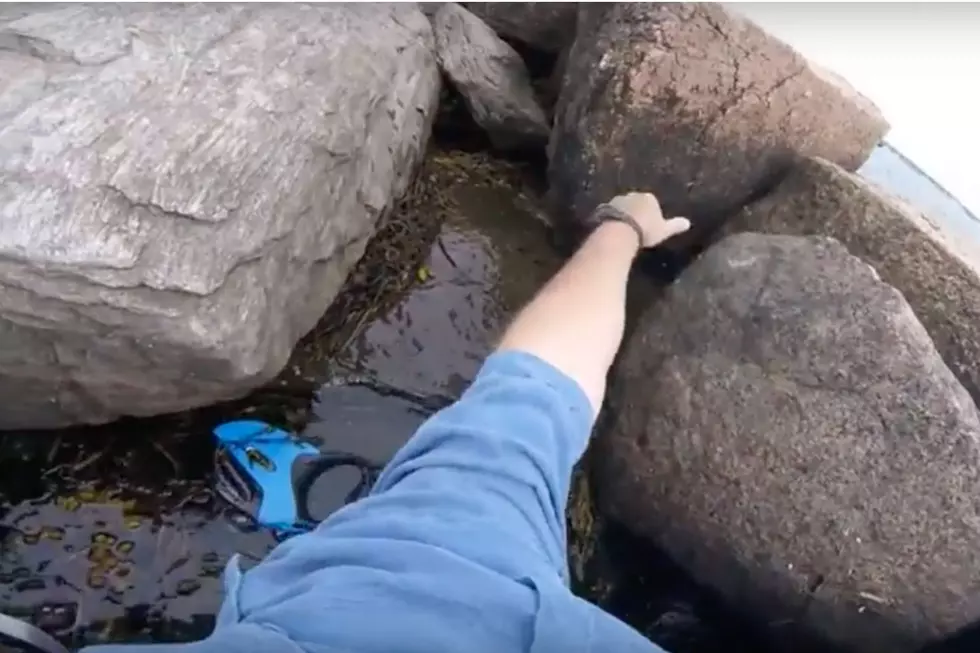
left=498, top=222, right=640, bottom=414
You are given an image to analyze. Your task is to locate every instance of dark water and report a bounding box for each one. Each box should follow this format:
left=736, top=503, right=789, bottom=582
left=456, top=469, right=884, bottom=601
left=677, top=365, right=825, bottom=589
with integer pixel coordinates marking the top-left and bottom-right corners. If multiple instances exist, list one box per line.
left=325, top=172, right=563, bottom=396
left=0, top=432, right=275, bottom=647
left=0, top=382, right=444, bottom=649
left=300, top=383, right=446, bottom=522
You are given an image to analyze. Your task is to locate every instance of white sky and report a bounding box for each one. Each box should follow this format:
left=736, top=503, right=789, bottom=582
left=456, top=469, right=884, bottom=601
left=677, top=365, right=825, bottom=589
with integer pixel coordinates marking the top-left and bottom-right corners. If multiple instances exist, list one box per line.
left=731, top=3, right=978, bottom=215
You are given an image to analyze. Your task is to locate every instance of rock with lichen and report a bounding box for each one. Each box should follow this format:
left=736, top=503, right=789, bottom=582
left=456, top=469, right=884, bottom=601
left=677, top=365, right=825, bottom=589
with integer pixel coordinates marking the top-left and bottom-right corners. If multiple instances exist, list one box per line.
left=548, top=2, right=889, bottom=251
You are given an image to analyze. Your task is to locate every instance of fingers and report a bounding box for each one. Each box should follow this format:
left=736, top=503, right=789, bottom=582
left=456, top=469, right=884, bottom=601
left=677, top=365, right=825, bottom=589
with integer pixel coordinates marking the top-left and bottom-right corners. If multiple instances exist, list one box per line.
left=606, top=192, right=691, bottom=247
left=664, top=217, right=691, bottom=238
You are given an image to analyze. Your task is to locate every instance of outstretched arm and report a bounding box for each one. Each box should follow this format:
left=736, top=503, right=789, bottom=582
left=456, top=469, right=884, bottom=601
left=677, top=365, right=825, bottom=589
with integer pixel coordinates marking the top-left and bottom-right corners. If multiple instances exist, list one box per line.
left=348, top=191, right=691, bottom=578
left=94, top=193, right=689, bottom=653
left=499, top=193, right=690, bottom=413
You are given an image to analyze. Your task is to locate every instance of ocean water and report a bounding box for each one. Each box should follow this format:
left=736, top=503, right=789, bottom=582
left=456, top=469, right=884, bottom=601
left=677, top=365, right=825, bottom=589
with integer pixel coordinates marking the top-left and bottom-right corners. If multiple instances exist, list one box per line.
left=859, top=143, right=980, bottom=243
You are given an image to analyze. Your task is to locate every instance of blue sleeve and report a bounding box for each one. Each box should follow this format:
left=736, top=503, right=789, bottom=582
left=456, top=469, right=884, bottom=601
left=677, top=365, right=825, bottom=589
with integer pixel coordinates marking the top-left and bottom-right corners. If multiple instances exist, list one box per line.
left=359, top=349, right=596, bottom=581
left=79, top=351, right=663, bottom=653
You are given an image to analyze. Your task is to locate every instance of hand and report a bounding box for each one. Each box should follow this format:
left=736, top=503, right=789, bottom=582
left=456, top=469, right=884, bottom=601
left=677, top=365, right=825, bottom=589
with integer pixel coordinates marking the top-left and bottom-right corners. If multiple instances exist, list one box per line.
left=608, top=192, right=691, bottom=248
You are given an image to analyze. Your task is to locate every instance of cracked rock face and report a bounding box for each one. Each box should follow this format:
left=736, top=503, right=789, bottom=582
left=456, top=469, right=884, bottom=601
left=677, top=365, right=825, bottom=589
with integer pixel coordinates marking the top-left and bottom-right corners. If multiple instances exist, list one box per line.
left=548, top=3, right=889, bottom=251
left=433, top=3, right=549, bottom=152
left=597, top=232, right=980, bottom=652
left=0, top=3, right=440, bottom=429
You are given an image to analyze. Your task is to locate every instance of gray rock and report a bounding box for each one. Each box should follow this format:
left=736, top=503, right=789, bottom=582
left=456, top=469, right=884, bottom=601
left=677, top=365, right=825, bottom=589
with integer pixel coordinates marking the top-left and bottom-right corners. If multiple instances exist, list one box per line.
left=597, top=233, right=980, bottom=652
left=726, top=155, right=980, bottom=419
left=0, top=3, right=440, bottom=430
left=549, top=3, right=889, bottom=252
left=464, top=2, right=578, bottom=52
left=433, top=3, right=549, bottom=151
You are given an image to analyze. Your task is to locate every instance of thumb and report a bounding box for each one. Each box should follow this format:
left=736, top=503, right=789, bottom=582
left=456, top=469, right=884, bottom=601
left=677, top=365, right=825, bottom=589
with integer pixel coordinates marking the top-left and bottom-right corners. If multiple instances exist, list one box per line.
left=664, top=217, right=691, bottom=238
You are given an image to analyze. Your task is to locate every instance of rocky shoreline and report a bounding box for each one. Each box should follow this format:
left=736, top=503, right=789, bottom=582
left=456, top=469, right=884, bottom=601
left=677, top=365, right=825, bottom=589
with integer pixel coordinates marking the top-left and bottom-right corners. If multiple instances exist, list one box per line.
left=3, top=3, right=980, bottom=652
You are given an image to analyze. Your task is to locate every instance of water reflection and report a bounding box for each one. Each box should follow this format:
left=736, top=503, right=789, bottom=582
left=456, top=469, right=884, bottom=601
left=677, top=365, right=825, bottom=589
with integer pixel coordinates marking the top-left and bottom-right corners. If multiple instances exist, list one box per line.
left=0, top=481, right=276, bottom=647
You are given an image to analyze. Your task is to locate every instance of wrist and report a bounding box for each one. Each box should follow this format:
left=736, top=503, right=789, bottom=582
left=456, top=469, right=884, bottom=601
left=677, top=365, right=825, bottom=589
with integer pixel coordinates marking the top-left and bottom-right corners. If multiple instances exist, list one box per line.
left=591, top=221, right=642, bottom=257
left=586, top=203, right=646, bottom=250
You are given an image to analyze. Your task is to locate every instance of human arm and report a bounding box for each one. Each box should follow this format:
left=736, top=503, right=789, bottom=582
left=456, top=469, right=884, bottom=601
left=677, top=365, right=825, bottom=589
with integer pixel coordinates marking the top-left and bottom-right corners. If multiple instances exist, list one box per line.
left=72, top=193, right=686, bottom=653
left=498, top=193, right=689, bottom=412
left=339, top=191, right=691, bottom=578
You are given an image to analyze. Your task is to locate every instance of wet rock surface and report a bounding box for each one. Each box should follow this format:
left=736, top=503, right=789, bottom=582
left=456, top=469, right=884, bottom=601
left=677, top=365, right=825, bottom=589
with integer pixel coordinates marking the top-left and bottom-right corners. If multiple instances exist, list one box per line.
left=548, top=3, right=889, bottom=252
left=0, top=3, right=439, bottom=429
left=598, top=232, right=980, bottom=652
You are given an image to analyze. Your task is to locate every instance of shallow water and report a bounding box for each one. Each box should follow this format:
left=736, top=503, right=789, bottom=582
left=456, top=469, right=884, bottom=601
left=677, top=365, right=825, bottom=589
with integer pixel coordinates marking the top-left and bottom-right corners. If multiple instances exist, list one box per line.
left=0, top=430, right=275, bottom=646
left=325, top=164, right=563, bottom=396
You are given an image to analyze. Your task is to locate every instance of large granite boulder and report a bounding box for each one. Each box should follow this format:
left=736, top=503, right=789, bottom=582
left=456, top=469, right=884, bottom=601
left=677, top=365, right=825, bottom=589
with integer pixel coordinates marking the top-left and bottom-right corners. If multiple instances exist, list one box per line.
left=0, top=3, right=440, bottom=430
left=548, top=3, right=889, bottom=250
left=463, top=2, right=578, bottom=53
left=726, top=156, right=980, bottom=415
left=597, top=232, right=980, bottom=652
left=433, top=3, right=549, bottom=151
